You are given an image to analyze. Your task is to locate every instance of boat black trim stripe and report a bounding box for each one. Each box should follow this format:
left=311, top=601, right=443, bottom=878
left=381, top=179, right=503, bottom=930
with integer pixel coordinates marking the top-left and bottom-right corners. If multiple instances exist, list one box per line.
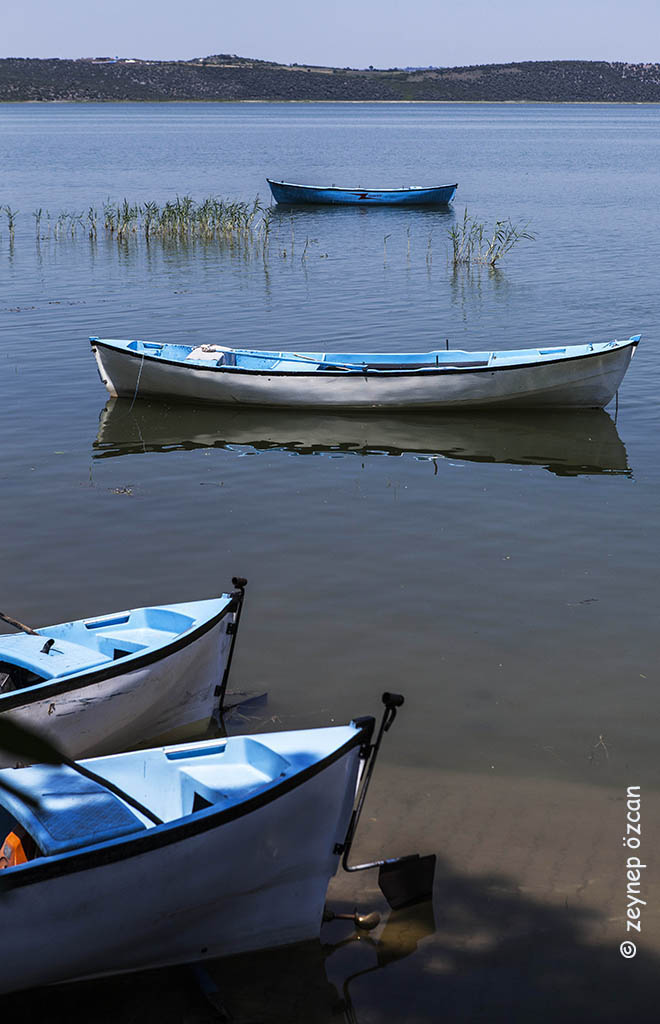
left=0, top=719, right=374, bottom=891
left=92, top=339, right=639, bottom=381
left=0, top=595, right=240, bottom=712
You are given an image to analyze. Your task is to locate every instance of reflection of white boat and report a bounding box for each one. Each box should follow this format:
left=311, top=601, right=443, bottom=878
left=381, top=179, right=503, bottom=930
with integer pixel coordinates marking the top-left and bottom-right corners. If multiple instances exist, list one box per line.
left=0, top=586, right=246, bottom=767
left=91, top=336, right=639, bottom=411
left=0, top=718, right=373, bottom=993
left=95, top=399, right=631, bottom=477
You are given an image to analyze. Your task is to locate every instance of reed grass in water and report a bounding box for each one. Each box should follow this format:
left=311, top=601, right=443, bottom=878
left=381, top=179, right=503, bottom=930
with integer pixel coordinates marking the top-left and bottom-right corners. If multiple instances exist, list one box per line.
left=25, top=196, right=267, bottom=245
left=449, top=208, right=534, bottom=267
left=3, top=205, right=18, bottom=240
left=102, top=195, right=264, bottom=241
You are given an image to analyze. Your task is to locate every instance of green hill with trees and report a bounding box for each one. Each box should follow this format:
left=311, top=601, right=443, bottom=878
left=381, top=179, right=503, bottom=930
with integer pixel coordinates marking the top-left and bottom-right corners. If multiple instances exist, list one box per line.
left=2, top=56, right=660, bottom=102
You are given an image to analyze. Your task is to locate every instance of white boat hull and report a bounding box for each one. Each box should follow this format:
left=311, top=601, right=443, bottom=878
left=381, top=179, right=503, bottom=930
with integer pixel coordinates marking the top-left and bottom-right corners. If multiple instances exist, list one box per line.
left=0, top=733, right=361, bottom=993
left=93, top=339, right=637, bottom=410
left=0, top=617, right=236, bottom=768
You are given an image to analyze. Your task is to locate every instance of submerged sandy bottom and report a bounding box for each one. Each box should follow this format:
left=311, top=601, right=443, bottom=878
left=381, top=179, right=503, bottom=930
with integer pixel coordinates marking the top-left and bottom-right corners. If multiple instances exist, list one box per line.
left=8, top=765, right=659, bottom=1022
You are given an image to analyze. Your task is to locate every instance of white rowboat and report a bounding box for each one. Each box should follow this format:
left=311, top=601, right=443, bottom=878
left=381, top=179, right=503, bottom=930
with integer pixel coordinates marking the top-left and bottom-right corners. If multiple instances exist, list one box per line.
left=91, top=336, right=640, bottom=410
left=0, top=584, right=246, bottom=767
left=0, top=718, right=373, bottom=992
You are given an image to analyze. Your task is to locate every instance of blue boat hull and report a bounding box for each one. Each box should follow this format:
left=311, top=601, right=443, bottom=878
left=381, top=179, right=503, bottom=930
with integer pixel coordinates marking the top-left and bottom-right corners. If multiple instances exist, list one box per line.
left=267, top=179, right=457, bottom=206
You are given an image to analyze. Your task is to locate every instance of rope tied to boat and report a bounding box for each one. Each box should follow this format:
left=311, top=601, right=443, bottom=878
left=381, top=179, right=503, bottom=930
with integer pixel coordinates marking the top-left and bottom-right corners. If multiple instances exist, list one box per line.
left=127, top=351, right=146, bottom=413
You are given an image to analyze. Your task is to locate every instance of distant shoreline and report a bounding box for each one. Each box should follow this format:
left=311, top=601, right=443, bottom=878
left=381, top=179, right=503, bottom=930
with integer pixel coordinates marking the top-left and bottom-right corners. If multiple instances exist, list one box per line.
left=3, top=57, right=660, bottom=104
left=3, top=98, right=660, bottom=106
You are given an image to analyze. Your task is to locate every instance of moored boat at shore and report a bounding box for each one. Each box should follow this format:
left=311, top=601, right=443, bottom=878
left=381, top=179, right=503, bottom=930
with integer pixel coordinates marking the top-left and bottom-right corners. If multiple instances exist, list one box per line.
left=91, top=336, right=640, bottom=411
left=267, top=179, right=458, bottom=206
left=0, top=694, right=432, bottom=993
left=0, top=583, right=246, bottom=765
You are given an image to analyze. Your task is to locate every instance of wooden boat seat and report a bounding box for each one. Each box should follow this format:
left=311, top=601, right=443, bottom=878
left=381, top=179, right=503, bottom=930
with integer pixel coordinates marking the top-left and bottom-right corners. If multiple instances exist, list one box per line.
left=1, top=765, right=146, bottom=856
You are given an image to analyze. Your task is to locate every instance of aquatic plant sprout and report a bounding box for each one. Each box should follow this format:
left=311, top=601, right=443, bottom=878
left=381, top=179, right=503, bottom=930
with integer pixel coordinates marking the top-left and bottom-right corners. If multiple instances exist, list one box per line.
left=3, top=206, right=18, bottom=240
left=449, top=208, right=535, bottom=267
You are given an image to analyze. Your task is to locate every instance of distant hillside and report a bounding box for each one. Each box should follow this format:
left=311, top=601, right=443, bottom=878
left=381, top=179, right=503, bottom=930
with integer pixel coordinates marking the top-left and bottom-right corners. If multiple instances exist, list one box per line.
left=2, top=56, right=660, bottom=102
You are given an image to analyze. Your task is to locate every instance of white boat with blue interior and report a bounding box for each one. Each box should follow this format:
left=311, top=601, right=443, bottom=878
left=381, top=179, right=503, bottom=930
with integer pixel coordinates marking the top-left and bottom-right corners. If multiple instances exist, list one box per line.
left=0, top=692, right=434, bottom=993
left=0, top=581, right=247, bottom=766
left=91, top=336, right=640, bottom=410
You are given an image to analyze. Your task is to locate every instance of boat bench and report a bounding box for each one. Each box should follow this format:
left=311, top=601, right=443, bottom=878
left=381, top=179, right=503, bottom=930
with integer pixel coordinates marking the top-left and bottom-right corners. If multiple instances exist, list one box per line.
left=175, top=737, right=291, bottom=815
left=1, top=765, right=146, bottom=856
left=270, top=359, right=321, bottom=372
left=0, top=634, right=112, bottom=680
left=94, top=627, right=179, bottom=658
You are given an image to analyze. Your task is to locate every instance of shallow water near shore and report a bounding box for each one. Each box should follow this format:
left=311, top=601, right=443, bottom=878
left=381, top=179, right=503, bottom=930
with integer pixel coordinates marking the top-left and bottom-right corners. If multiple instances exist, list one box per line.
left=1, top=101, right=660, bottom=1019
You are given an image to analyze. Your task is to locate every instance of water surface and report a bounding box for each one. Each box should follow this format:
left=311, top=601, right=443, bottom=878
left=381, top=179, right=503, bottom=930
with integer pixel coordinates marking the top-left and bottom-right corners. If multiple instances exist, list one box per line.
left=1, top=102, right=659, bottom=1019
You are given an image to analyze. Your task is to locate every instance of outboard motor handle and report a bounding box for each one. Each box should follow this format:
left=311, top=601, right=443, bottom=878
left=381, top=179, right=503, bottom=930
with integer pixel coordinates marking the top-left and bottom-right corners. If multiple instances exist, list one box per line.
left=335, top=691, right=436, bottom=910
left=336, top=692, right=404, bottom=866
left=381, top=692, right=404, bottom=732
left=214, top=575, right=248, bottom=708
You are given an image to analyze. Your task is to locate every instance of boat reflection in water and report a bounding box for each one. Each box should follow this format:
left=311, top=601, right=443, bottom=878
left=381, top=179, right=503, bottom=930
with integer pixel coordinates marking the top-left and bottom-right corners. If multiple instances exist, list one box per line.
left=3, top=898, right=435, bottom=1022
left=198, top=901, right=437, bottom=1023
left=95, top=399, right=631, bottom=478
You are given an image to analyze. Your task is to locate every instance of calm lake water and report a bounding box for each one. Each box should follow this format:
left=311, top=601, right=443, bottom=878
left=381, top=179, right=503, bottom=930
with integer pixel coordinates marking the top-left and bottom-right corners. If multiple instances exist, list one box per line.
left=1, top=102, right=660, bottom=1021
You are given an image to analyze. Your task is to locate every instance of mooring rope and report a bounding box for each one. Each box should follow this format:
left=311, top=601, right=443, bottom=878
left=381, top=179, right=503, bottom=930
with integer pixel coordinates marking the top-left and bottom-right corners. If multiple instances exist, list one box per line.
left=127, top=351, right=146, bottom=414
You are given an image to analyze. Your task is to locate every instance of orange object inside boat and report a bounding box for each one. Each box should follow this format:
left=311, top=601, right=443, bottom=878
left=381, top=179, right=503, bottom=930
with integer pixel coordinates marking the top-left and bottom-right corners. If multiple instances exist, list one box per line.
left=0, top=829, right=31, bottom=869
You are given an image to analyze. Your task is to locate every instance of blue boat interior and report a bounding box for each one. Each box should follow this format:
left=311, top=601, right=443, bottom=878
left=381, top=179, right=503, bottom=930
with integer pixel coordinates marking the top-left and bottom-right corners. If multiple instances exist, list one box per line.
left=0, top=725, right=358, bottom=862
left=0, top=597, right=229, bottom=693
left=100, top=337, right=639, bottom=374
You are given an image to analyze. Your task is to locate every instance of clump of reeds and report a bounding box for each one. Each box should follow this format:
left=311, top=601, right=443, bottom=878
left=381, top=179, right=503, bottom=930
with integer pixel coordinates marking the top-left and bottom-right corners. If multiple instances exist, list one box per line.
left=110, top=195, right=265, bottom=242
left=449, top=208, right=534, bottom=267
left=86, top=195, right=264, bottom=245
left=17, top=196, right=268, bottom=247
left=103, top=199, right=140, bottom=239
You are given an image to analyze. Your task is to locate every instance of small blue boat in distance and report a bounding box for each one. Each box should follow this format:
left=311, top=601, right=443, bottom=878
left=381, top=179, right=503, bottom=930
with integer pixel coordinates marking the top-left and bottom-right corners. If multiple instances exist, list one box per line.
left=267, top=178, right=458, bottom=207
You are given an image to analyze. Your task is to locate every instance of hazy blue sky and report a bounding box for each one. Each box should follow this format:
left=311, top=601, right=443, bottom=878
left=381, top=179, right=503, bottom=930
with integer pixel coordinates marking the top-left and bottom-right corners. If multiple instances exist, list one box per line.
left=5, top=0, right=660, bottom=67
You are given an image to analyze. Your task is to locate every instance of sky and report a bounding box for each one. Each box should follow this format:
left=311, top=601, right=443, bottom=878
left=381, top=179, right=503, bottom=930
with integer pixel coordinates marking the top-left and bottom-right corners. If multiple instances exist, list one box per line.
left=4, top=0, right=660, bottom=67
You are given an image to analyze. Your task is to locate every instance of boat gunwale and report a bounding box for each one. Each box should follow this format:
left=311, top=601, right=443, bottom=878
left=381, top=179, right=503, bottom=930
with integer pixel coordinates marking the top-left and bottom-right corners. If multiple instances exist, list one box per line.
left=0, top=718, right=373, bottom=891
left=91, top=337, right=640, bottom=380
left=0, top=595, right=239, bottom=713
left=266, top=178, right=458, bottom=195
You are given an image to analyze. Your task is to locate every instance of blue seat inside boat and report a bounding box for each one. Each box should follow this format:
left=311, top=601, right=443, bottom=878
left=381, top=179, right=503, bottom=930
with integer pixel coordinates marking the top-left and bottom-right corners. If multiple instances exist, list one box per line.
left=271, top=358, right=321, bottom=372
left=93, top=627, right=179, bottom=657
left=175, top=737, right=291, bottom=813
left=1, top=765, right=146, bottom=856
left=0, top=634, right=112, bottom=680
